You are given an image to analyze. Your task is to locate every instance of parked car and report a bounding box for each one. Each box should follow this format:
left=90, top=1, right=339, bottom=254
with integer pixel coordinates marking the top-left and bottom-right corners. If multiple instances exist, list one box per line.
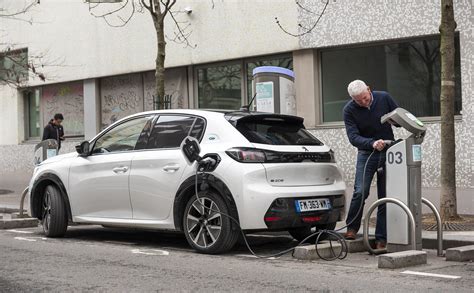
left=28, top=109, right=346, bottom=254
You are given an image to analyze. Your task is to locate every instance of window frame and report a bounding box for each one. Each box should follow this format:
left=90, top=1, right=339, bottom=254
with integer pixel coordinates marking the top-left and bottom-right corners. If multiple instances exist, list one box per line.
left=23, top=88, right=43, bottom=141
left=317, top=33, right=463, bottom=126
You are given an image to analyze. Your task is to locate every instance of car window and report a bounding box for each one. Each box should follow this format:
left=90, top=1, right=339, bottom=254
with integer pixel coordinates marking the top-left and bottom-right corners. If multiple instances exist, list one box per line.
left=236, top=118, right=323, bottom=146
left=92, top=116, right=154, bottom=154
left=188, top=117, right=205, bottom=140
left=146, top=115, right=199, bottom=149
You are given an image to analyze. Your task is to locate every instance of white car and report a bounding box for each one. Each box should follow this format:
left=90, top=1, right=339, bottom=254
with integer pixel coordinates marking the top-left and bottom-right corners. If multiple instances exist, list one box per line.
left=29, top=109, right=346, bottom=254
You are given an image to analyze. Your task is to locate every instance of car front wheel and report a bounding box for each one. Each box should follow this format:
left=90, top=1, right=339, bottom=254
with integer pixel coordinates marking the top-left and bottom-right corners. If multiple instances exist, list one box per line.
left=42, top=185, right=68, bottom=237
left=183, top=191, right=239, bottom=254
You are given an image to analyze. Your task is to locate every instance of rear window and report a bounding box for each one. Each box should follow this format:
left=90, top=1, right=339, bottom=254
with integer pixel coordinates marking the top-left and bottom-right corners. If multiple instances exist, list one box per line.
left=235, top=117, right=323, bottom=146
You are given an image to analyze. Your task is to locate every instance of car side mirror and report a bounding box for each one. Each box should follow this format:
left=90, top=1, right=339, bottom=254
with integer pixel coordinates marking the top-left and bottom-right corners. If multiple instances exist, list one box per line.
left=75, top=141, right=90, bottom=157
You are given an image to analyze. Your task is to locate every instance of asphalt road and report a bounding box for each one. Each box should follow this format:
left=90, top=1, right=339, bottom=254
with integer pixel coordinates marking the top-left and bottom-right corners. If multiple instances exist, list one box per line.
left=1, top=225, right=473, bottom=292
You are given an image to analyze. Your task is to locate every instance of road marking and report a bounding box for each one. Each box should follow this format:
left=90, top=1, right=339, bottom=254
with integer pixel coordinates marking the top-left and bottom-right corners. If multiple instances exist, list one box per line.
left=235, top=254, right=277, bottom=260
left=7, top=229, right=33, bottom=234
left=401, top=270, right=461, bottom=279
left=246, top=234, right=293, bottom=239
left=104, top=241, right=137, bottom=246
left=14, top=236, right=48, bottom=242
left=131, top=249, right=169, bottom=256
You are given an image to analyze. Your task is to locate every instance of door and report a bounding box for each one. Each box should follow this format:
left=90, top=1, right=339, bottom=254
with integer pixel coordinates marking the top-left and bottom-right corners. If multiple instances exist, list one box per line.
left=69, top=115, right=154, bottom=219
left=129, top=115, right=205, bottom=220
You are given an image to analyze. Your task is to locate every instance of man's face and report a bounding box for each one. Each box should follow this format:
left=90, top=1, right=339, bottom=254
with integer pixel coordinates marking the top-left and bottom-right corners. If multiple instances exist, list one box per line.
left=54, top=119, right=63, bottom=126
left=352, top=87, right=372, bottom=108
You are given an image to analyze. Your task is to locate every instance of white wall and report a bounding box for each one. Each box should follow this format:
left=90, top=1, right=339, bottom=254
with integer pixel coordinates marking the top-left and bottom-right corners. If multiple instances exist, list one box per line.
left=1, top=0, right=299, bottom=87
left=0, top=85, right=22, bottom=145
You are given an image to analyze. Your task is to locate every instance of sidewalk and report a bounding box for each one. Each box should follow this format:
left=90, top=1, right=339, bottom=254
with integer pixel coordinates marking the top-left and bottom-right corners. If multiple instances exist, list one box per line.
left=1, top=171, right=474, bottom=249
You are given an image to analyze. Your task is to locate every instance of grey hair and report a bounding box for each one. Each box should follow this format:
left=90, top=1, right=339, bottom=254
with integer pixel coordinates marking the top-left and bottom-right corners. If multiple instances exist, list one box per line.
left=347, top=80, right=368, bottom=98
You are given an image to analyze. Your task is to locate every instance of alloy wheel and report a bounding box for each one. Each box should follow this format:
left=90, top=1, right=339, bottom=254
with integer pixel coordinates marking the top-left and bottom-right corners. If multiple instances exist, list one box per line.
left=186, top=197, right=222, bottom=248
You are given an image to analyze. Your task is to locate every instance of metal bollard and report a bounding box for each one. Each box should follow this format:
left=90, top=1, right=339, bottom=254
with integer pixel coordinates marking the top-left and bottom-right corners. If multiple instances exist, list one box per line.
left=362, top=198, right=416, bottom=255
left=19, top=187, right=29, bottom=217
left=422, top=197, right=444, bottom=256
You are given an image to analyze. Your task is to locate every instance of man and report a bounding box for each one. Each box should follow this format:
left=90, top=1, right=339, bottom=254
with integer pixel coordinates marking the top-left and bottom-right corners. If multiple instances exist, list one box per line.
left=343, top=80, right=398, bottom=249
left=42, top=113, right=65, bottom=151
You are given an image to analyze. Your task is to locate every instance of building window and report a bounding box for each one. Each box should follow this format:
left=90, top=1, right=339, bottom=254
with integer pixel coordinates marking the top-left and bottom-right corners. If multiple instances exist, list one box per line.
left=320, top=35, right=462, bottom=123
left=25, top=89, right=41, bottom=139
left=245, top=55, right=293, bottom=101
left=197, top=63, right=242, bottom=110
left=196, top=55, right=293, bottom=110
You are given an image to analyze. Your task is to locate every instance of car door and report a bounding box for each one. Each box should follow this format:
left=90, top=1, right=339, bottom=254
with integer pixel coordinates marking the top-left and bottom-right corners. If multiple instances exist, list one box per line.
left=68, top=115, right=155, bottom=219
left=129, top=115, right=205, bottom=220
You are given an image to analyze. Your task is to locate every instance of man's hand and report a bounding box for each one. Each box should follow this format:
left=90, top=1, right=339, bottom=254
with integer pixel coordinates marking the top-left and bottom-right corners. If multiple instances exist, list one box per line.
left=372, top=139, right=385, bottom=151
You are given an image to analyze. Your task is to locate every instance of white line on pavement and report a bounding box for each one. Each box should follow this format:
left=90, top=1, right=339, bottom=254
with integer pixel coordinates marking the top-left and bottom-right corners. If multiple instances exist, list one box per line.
left=7, top=229, right=34, bottom=234
left=104, top=241, right=137, bottom=246
left=235, top=254, right=277, bottom=260
left=401, top=270, right=461, bottom=279
left=14, top=236, right=48, bottom=242
left=131, top=249, right=169, bottom=256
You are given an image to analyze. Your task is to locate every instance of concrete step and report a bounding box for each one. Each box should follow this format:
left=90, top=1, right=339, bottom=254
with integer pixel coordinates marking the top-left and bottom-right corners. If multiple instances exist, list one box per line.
left=445, top=245, right=474, bottom=262
left=293, top=242, right=343, bottom=260
left=378, top=250, right=427, bottom=269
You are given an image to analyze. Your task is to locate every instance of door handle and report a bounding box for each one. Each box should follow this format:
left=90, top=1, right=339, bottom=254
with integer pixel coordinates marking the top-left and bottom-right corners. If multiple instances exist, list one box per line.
left=163, top=164, right=180, bottom=173
left=112, top=166, right=129, bottom=173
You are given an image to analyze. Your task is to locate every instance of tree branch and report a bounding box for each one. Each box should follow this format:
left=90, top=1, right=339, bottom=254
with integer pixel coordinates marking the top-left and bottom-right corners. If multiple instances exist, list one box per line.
left=275, top=0, right=330, bottom=37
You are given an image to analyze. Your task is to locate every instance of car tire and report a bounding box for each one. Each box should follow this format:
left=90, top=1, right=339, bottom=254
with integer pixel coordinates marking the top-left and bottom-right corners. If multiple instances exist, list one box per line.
left=288, top=222, right=337, bottom=243
left=183, top=191, right=239, bottom=254
left=42, top=185, right=68, bottom=237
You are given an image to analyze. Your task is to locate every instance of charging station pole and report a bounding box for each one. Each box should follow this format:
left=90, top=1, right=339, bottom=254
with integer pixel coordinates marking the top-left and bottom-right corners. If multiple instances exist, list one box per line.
left=381, top=108, right=426, bottom=252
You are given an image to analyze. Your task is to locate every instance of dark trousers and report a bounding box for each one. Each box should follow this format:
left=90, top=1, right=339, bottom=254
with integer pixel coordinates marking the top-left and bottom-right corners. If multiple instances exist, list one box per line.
left=346, top=150, right=387, bottom=241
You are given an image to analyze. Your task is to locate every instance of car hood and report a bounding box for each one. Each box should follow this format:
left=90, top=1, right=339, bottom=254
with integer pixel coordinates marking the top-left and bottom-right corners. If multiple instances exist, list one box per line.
left=39, top=152, right=77, bottom=166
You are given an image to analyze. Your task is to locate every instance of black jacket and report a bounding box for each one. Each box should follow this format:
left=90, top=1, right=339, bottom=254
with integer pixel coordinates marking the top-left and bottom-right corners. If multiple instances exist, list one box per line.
left=42, top=120, right=64, bottom=149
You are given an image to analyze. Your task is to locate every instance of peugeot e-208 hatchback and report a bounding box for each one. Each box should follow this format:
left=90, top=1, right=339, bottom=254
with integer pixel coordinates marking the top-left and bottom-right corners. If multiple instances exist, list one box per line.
left=29, top=109, right=346, bottom=254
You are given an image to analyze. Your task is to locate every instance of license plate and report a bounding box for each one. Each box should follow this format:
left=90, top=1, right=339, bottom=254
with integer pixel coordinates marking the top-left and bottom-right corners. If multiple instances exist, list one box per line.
left=295, top=198, right=331, bottom=213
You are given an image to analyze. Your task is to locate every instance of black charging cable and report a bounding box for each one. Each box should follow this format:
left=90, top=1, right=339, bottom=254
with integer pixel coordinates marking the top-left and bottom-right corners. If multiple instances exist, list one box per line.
left=192, top=149, right=379, bottom=260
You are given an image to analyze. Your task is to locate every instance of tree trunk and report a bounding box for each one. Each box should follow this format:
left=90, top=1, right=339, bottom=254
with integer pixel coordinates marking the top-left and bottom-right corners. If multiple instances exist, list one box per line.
left=153, top=2, right=166, bottom=110
left=439, top=0, right=459, bottom=222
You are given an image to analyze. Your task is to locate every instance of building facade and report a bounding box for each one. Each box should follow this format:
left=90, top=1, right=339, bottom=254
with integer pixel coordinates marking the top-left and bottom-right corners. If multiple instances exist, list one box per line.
left=1, top=0, right=472, bottom=211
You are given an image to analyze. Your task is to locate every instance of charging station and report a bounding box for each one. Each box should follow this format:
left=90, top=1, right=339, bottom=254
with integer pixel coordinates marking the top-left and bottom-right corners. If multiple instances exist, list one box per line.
left=381, top=108, right=427, bottom=252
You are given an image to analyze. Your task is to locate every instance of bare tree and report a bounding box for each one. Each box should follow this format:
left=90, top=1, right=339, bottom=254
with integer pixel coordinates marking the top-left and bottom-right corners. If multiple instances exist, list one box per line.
left=88, top=0, right=200, bottom=110
left=439, top=0, right=459, bottom=222
left=0, top=0, right=49, bottom=86
left=275, top=0, right=330, bottom=37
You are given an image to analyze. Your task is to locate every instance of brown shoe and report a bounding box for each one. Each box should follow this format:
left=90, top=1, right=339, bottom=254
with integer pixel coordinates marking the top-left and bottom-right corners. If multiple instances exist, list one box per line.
left=344, top=229, right=357, bottom=240
left=375, top=241, right=386, bottom=250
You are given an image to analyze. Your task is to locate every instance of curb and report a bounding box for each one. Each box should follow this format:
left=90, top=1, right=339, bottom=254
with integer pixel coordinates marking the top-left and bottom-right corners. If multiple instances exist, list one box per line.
left=0, top=218, right=39, bottom=229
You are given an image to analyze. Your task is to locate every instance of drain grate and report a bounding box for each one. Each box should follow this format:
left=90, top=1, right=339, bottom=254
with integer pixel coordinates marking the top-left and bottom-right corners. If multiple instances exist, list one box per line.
left=0, top=189, right=14, bottom=195
left=423, top=222, right=474, bottom=231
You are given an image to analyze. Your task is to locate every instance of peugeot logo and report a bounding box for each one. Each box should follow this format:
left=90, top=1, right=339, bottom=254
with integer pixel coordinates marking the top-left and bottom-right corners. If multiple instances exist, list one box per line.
left=302, top=146, right=309, bottom=152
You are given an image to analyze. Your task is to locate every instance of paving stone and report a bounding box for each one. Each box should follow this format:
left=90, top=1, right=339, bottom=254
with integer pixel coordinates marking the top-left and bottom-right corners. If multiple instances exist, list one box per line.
left=378, top=250, right=427, bottom=269
left=293, top=243, right=343, bottom=260
left=446, top=245, right=474, bottom=262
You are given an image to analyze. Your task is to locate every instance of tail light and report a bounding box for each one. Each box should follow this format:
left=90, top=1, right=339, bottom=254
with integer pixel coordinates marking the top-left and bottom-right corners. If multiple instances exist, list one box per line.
left=226, top=147, right=334, bottom=163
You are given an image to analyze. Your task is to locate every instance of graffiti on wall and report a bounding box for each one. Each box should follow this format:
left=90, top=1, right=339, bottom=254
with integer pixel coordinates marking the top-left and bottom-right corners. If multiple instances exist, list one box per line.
left=100, top=73, right=144, bottom=129
left=143, top=67, right=188, bottom=111
left=41, top=81, right=84, bottom=136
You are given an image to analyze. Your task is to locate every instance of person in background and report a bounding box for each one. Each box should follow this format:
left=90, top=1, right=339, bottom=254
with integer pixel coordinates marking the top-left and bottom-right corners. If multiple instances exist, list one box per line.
left=342, top=80, right=398, bottom=250
left=42, top=113, right=65, bottom=151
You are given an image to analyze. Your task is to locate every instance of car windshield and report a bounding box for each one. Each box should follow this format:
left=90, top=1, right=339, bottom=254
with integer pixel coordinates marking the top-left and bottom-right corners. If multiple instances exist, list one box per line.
left=234, top=117, right=323, bottom=146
